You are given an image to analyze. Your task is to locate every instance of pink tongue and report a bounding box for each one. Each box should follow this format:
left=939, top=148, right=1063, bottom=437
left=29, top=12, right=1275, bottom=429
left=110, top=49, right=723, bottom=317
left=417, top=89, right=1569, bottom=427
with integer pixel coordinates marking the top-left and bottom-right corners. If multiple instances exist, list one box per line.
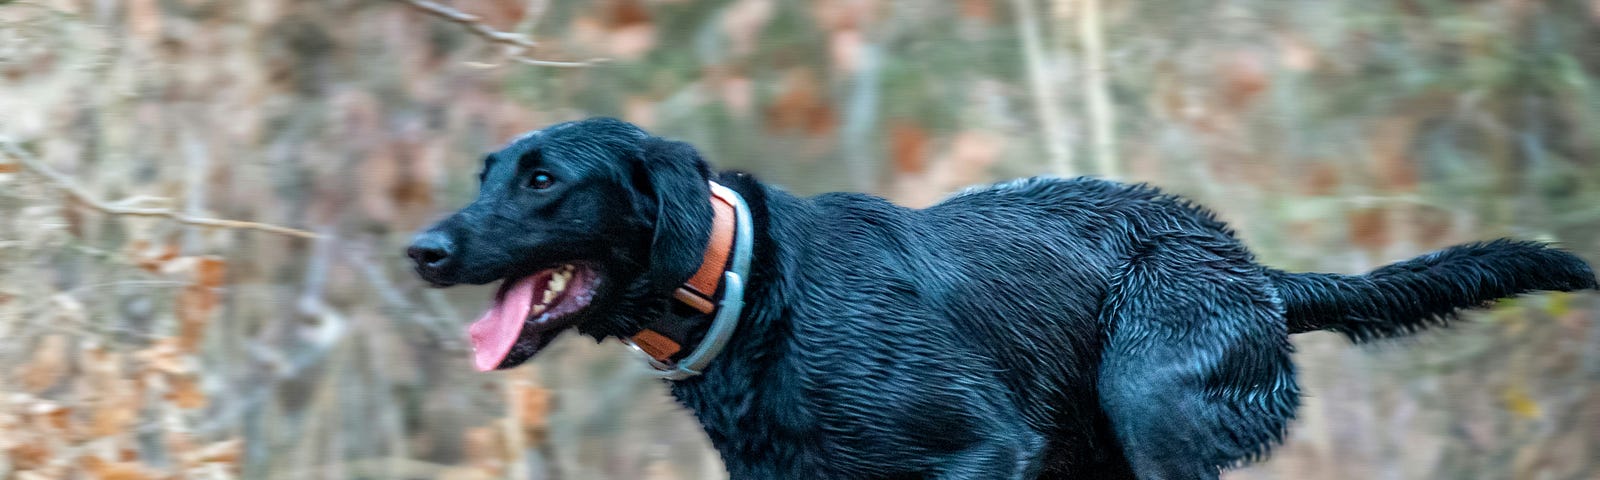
left=468, top=277, right=537, bottom=371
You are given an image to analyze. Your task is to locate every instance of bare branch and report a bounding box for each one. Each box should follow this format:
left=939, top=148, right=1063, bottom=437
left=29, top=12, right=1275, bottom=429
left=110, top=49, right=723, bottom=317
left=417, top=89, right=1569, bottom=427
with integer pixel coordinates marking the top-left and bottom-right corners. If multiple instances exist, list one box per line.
left=398, top=0, right=607, bottom=68
left=0, top=141, right=320, bottom=239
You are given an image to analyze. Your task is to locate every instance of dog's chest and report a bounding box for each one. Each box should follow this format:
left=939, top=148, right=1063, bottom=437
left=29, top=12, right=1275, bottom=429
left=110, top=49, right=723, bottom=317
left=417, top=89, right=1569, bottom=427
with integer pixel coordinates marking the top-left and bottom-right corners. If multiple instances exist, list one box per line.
left=670, top=373, right=843, bottom=477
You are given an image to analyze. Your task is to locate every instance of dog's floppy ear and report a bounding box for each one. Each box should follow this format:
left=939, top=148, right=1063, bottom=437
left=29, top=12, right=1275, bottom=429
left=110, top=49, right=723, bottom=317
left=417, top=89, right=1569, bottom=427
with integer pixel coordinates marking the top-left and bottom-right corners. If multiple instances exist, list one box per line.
left=633, top=136, right=714, bottom=293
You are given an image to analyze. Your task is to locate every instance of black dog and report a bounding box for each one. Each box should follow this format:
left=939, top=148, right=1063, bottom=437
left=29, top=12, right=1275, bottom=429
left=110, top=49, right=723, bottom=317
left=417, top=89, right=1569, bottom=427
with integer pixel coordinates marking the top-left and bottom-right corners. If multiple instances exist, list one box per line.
left=408, top=118, right=1597, bottom=479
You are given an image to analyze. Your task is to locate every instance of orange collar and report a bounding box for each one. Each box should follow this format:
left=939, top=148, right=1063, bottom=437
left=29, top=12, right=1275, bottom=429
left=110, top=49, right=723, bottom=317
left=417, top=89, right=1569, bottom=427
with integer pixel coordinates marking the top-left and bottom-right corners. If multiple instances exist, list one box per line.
left=627, top=182, right=743, bottom=366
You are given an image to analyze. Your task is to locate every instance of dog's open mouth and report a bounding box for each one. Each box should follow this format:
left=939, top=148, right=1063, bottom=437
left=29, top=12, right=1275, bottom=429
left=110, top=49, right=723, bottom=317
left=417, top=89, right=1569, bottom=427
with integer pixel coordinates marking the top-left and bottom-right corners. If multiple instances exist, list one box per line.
left=467, top=264, right=597, bottom=371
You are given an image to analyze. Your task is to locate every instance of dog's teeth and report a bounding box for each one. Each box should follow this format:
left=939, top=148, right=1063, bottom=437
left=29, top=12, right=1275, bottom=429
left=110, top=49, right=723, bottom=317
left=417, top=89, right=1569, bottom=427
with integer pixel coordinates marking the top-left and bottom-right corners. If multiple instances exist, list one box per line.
left=549, top=272, right=568, bottom=293
left=529, top=302, right=548, bottom=316
left=541, top=289, right=557, bottom=305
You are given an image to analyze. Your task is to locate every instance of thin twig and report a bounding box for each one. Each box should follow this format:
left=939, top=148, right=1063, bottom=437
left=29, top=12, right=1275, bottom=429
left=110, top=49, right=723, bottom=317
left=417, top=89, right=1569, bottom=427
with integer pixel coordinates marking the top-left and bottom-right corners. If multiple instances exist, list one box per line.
left=0, top=141, right=319, bottom=239
left=398, top=0, right=605, bottom=68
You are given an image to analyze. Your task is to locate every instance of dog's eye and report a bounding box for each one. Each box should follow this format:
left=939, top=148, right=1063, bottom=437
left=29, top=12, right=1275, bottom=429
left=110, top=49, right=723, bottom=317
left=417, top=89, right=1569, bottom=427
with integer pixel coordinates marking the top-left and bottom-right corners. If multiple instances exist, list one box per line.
left=529, top=171, right=555, bottom=190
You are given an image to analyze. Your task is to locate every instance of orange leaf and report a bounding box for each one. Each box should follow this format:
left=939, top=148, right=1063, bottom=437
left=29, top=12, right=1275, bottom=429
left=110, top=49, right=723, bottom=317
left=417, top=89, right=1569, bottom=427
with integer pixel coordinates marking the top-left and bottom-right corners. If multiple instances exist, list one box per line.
left=510, top=381, right=553, bottom=440
left=166, top=375, right=207, bottom=410
left=0, top=162, right=18, bottom=173
left=193, top=256, right=226, bottom=289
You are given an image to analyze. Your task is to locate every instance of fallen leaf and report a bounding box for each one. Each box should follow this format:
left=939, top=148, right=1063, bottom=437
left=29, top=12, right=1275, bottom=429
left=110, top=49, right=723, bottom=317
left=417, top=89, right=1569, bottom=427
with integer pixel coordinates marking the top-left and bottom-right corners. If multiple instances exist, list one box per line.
left=509, top=381, right=552, bottom=441
left=15, top=334, right=71, bottom=392
left=8, top=442, right=52, bottom=471
left=181, top=439, right=241, bottom=467
left=764, top=68, right=837, bottom=136
left=27, top=400, right=73, bottom=431
left=81, top=455, right=164, bottom=480
left=888, top=122, right=929, bottom=174
left=166, top=375, right=207, bottom=410
left=1345, top=207, right=1389, bottom=251
left=462, top=425, right=505, bottom=474
left=134, top=338, right=189, bottom=375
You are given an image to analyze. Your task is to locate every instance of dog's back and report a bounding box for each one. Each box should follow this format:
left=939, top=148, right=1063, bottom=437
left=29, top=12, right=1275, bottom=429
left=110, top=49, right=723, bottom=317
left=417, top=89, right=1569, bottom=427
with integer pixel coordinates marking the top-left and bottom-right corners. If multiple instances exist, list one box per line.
left=750, top=175, right=1593, bottom=478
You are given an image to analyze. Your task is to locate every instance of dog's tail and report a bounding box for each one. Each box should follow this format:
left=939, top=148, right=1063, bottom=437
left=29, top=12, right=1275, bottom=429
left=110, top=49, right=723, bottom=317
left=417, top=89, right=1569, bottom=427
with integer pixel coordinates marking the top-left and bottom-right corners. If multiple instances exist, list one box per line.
left=1270, top=239, right=1597, bottom=342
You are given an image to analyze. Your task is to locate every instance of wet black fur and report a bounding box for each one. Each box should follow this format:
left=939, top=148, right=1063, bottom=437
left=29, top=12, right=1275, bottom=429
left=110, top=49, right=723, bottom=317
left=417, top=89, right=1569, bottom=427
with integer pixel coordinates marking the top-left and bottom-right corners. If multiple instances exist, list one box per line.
left=410, top=118, right=1598, bottom=479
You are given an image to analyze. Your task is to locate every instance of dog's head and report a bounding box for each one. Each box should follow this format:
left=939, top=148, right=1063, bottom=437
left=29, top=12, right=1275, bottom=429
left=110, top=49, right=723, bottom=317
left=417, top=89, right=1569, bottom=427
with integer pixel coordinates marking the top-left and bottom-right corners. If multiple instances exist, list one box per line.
left=407, top=118, right=714, bottom=371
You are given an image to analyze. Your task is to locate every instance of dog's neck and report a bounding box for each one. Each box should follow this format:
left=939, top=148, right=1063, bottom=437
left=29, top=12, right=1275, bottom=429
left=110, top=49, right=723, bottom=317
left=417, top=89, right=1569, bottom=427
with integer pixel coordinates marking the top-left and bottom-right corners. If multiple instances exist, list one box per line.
left=664, top=179, right=818, bottom=472
left=623, top=180, right=752, bottom=379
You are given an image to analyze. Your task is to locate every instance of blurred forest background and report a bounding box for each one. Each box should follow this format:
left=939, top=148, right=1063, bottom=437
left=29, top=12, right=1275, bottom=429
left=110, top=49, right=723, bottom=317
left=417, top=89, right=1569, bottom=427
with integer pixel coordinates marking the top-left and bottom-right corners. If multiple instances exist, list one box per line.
left=2, top=0, right=1599, bottom=479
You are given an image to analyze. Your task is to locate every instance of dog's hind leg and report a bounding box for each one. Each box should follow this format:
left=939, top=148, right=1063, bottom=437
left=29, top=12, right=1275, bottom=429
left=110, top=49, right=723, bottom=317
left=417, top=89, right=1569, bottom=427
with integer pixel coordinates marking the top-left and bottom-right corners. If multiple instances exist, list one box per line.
left=931, top=428, right=1046, bottom=480
left=1096, top=234, right=1299, bottom=480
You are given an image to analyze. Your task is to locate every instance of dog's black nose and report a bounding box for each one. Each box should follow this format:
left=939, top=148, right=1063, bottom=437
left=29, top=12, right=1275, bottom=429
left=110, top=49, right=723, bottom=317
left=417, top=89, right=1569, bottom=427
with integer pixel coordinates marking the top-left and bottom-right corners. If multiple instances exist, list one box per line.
left=407, top=232, right=454, bottom=273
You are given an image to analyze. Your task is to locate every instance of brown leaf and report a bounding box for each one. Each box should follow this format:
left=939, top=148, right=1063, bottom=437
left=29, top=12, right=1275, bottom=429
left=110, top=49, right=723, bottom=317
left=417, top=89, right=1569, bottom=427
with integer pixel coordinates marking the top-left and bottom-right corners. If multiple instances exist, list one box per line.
left=0, top=162, right=18, bottom=173
left=81, top=345, right=142, bottom=437
left=165, top=375, right=207, bottom=410
left=88, top=399, right=140, bottom=439
left=61, top=191, right=88, bottom=238
left=175, top=287, right=216, bottom=352
left=8, top=442, right=52, bottom=471
left=888, top=122, right=929, bottom=174
left=509, top=381, right=553, bottom=441
left=462, top=425, right=505, bottom=474
left=168, top=256, right=225, bottom=351
left=1301, top=162, right=1342, bottom=196
left=134, top=338, right=189, bottom=375
left=15, top=334, right=71, bottom=392
left=764, top=68, right=837, bottom=136
left=181, top=439, right=241, bottom=468
left=127, top=241, right=180, bottom=274
left=192, top=256, right=226, bottom=289
left=1369, top=117, right=1420, bottom=191
left=27, top=400, right=73, bottom=431
left=1220, top=52, right=1269, bottom=110
left=1346, top=207, right=1389, bottom=251
left=80, top=455, right=164, bottom=480
left=960, top=0, right=994, bottom=21
left=606, top=0, right=653, bottom=28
